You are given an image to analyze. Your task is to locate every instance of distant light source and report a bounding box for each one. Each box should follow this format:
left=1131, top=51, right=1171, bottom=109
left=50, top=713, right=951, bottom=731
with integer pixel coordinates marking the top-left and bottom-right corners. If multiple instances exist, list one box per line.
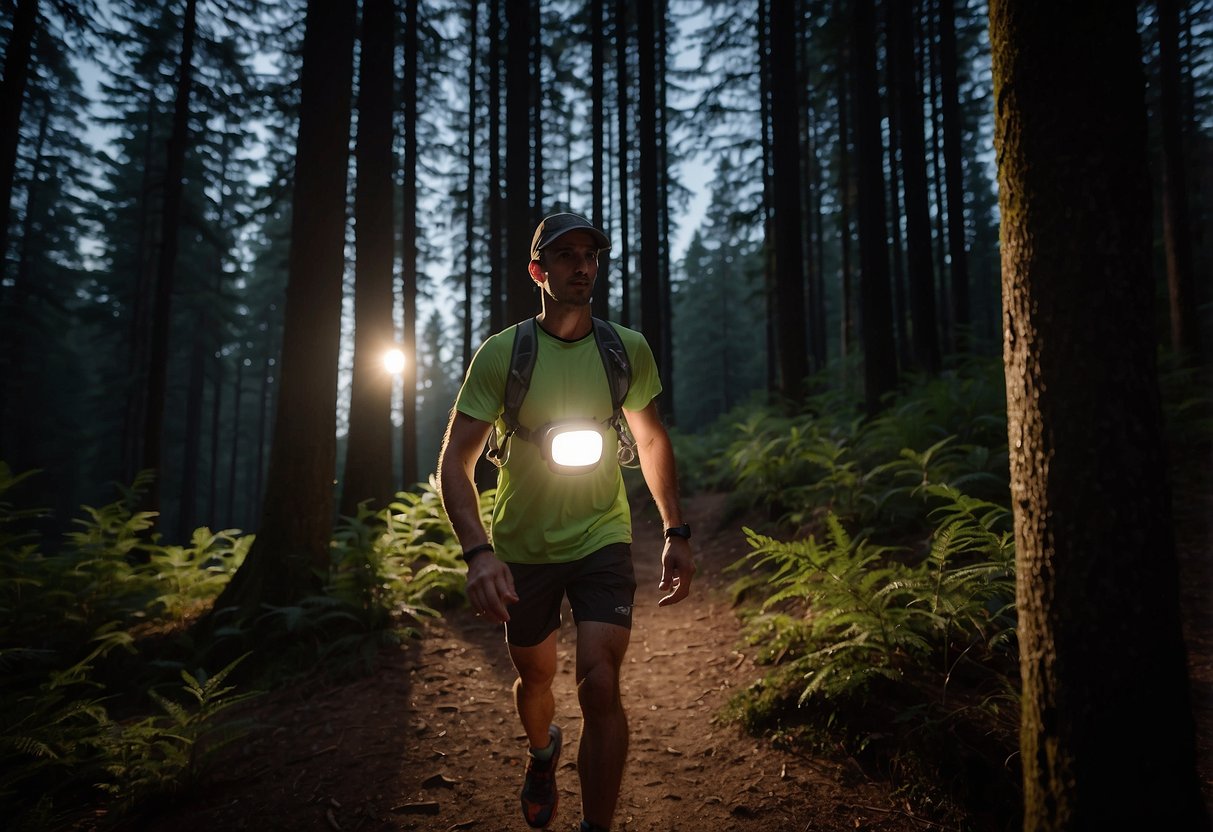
left=383, top=347, right=406, bottom=374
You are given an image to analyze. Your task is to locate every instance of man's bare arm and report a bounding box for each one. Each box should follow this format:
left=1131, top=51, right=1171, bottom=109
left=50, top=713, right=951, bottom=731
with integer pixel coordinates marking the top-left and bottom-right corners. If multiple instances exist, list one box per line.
left=437, top=410, right=518, bottom=621
left=623, top=401, right=694, bottom=606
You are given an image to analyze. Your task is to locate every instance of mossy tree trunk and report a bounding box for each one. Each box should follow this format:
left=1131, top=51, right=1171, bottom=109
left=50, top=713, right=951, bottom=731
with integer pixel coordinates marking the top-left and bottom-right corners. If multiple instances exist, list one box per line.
left=990, top=1, right=1209, bottom=828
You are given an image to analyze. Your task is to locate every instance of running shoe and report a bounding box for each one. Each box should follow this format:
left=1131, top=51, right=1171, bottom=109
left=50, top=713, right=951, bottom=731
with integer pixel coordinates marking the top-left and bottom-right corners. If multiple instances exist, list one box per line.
left=520, top=724, right=562, bottom=828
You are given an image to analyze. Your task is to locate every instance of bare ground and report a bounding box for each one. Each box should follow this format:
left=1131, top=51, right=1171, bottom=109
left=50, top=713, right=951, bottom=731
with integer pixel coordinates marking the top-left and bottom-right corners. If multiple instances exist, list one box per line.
left=131, top=491, right=1212, bottom=832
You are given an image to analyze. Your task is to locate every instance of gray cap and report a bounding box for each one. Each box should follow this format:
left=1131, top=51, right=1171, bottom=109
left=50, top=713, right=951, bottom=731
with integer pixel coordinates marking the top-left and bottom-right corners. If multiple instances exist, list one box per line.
left=530, top=213, right=611, bottom=260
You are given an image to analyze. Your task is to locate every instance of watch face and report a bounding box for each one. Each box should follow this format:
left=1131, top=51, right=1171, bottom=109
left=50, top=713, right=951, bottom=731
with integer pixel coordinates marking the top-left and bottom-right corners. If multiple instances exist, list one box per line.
left=666, top=523, right=691, bottom=539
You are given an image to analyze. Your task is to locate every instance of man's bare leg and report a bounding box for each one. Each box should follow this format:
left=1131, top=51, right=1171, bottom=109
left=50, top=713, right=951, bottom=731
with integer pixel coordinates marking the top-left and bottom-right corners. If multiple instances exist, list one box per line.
left=509, top=632, right=559, bottom=749
left=575, top=621, right=631, bottom=830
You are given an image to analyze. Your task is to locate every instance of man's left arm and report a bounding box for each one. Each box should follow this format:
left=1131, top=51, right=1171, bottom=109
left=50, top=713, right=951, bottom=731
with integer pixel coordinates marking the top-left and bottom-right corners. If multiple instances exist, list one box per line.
left=623, top=401, right=694, bottom=606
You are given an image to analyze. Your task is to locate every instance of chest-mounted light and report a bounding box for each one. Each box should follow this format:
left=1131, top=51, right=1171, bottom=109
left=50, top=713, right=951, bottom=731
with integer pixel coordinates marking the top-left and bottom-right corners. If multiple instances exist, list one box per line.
left=539, top=419, right=605, bottom=475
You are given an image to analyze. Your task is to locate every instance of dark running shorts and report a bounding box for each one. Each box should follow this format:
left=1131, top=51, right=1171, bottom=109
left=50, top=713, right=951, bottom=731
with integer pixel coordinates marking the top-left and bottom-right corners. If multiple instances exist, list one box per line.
left=504, top=542, right=637, bottom=647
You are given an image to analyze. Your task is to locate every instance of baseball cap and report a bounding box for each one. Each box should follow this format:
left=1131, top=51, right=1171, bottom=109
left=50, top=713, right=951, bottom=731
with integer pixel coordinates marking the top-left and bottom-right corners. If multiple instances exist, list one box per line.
left=530, top=213, right=611, bottom=260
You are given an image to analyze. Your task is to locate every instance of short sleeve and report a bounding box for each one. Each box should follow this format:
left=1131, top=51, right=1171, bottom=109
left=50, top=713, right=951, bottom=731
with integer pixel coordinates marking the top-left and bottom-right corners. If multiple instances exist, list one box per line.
left=454, top=328, right=513, bottom=424
left=621, top=328, right=662, bottom=412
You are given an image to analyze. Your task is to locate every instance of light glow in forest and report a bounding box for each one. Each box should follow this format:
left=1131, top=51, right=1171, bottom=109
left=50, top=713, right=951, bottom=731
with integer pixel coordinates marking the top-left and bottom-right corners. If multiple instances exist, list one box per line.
left=382, top=347, right=406, bottom=375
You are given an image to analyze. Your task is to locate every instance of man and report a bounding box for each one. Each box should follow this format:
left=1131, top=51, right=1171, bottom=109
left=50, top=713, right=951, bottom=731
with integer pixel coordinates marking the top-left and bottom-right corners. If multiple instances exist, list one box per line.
left=438, top=213, right=695, bottom=832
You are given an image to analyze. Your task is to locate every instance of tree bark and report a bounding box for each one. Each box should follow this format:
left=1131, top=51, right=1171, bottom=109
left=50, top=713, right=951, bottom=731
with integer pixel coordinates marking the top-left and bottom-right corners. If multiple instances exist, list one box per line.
left=341, top=0, right=398, bottom=517
left=463, top=0, right=480, bottom=368
left=851, top=0, right=898, bottom=414
left=505, top=0, right=535, bottom=324
left=213, top=0, right=357, bottom=615
left=938, top=0, right=970, bottom=349
left=0, top=0, right=38, bottom=279
left=769, top=0, right=808, bottom=402
left=890, top=0, right=940, bottom=374
left=835, top=6, right=853, bottom=369
left=142, top=0, right=198, bottom=511
left=1158, top=0, right=1199, bottom=362
left=615, top=0, right=632, bottom=327
left=637, top=0, right=663, bottom=374
left=591, top=0, right=610, bottom=320
left=990, top=1, right=1209, bottom=827
left=401, top=0, right=420, bottom=487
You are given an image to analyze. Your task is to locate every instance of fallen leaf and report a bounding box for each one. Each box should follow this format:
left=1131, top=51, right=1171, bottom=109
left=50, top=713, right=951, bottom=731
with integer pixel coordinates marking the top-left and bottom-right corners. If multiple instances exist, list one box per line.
left=422, top=773, right=459, bottom=789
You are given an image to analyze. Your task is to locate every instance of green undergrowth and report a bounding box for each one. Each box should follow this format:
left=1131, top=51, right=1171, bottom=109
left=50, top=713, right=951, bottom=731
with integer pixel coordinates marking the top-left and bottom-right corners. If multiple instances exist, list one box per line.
left=703, top=359, right=1019, bottom=826
left=694, top=354, right=1210, bottom=828
left=0, top=466, right=470, bottom=831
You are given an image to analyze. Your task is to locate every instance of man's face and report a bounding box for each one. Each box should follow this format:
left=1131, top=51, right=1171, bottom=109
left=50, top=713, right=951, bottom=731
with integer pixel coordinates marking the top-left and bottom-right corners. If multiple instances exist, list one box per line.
left=534, top=230, right=599, bottom=306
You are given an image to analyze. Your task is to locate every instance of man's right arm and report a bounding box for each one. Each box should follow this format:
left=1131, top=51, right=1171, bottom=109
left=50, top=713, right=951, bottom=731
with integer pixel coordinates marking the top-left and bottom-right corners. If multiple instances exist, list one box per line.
left=437, top=410, right=518, bottom=622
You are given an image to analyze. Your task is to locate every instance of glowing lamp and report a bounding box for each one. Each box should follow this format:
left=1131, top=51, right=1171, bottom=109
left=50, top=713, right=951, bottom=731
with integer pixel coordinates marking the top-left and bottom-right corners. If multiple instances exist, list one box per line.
left=538, top=419, right=606, bottom=475
left=383, top=347, right=406, bottom=374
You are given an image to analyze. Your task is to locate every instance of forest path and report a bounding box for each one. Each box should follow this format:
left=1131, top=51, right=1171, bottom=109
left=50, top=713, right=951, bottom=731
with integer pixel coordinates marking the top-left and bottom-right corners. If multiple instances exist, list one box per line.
left=138, top=494, right=930, bottom=832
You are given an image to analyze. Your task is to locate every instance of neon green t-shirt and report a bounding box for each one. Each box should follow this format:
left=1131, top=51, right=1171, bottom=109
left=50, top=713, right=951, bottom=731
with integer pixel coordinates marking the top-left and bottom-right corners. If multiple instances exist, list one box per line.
left=455, top=318, right=662, bottom=564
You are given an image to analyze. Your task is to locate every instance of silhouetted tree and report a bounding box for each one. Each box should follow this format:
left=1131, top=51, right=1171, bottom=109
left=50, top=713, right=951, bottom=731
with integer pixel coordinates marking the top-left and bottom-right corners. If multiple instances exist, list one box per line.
left=937, top=0, right=970, bottom=349
left=341, top=0, right=398, bottom=516
left=505, top=0, right=534, bottom=324
left=851, top=0, right=897, bottom=414
left=768, top=0, right=809, bottom=402
left=215, top=0, right=357, bottom=614
left=890, top=0, right=940, bottom=373
left=141, top=0, right=197, bottom=513
left=1157, top=0, right=1199, bottom=361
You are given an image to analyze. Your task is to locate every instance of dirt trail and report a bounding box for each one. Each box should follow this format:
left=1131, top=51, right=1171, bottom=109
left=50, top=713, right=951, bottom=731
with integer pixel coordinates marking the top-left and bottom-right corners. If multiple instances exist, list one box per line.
left=136, top=496, right=944, bottom=832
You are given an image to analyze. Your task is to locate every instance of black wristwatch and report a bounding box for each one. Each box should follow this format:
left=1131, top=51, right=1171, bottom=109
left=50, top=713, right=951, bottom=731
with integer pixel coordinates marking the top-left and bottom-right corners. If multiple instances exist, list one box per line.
left=664, top=523, right=692, bottom=540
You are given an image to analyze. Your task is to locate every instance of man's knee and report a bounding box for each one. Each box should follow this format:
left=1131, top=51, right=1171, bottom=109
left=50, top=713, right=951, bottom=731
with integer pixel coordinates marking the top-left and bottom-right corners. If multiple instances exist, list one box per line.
left=577, top=661, right=622, bottom=716
left=515, top=664, right=556, bottom=692
left=510, top=637, right=558, bottom=691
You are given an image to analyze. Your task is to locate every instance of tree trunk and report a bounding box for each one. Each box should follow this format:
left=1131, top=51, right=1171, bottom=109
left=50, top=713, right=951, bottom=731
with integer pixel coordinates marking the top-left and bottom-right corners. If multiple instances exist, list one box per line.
left=530, top=0, right=543, bottom=216
left=938, top=0, right=970, bottom=349
left=851, top=0, right=898, bottom=415
left=463, top=0, right=480, bottom=368
left=769, top=0, right=808, bottom=403
left=121, top=97, right=159, bottom=484
left=884, top=9, right=911, bottom=371
left=638, top=1, right=663, bottom=368
left=142, top=0, right=198, bottom=511
left=891, top=0, right=940, bottom=374
left=177, top=329, right=206, bottom=539
left=591, top=0, right=610, bottom=320
left=0, top=0, right=38, bottom=278
left=758, top=0, right=776, bottom=395
left=213, top=0, right=357, bottom=615
left=800, top=14, right=827, bottom=373
left=341, top=0, right=398, bottom=517
left=254, top=319, right=276, bottom=523
left=505, top=0, right=535, bottom=324
left=225, top=356, right=244, bottom=529
left=207, top=358, right=223, bottom=523
left=1, top=96, right=48, bottom=470
left=656, top=0, right=674, bottom=420
left=488, top=0, right=505, bottom=332
left=835, top=0, right=853, bottom=369
left=990, top=2, right=1209, bottom=827
left=401, top=0, right=420, bottom=487
left=1158, top=0, right=1199, bottom=362
left=615, top=0, right=631, bottom=327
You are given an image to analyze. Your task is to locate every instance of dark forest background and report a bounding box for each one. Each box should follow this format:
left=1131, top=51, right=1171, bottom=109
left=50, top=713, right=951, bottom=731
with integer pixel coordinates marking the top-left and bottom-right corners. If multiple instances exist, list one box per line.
left=3, top=0, right=1207, bottom=540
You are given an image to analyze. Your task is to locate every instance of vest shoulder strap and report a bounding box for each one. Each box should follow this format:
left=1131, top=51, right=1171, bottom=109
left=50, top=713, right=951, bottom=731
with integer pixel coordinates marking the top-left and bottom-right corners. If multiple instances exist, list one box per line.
left=501, top=317, right=632, bottom=437
left=502, top=317, right=539, bottom=438
left=591, top=317, right=632, bottom=415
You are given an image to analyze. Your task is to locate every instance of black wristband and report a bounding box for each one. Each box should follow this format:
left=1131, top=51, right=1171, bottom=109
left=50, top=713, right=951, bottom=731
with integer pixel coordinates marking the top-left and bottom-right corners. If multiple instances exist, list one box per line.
left=462, top=542, right=495, bottom=561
